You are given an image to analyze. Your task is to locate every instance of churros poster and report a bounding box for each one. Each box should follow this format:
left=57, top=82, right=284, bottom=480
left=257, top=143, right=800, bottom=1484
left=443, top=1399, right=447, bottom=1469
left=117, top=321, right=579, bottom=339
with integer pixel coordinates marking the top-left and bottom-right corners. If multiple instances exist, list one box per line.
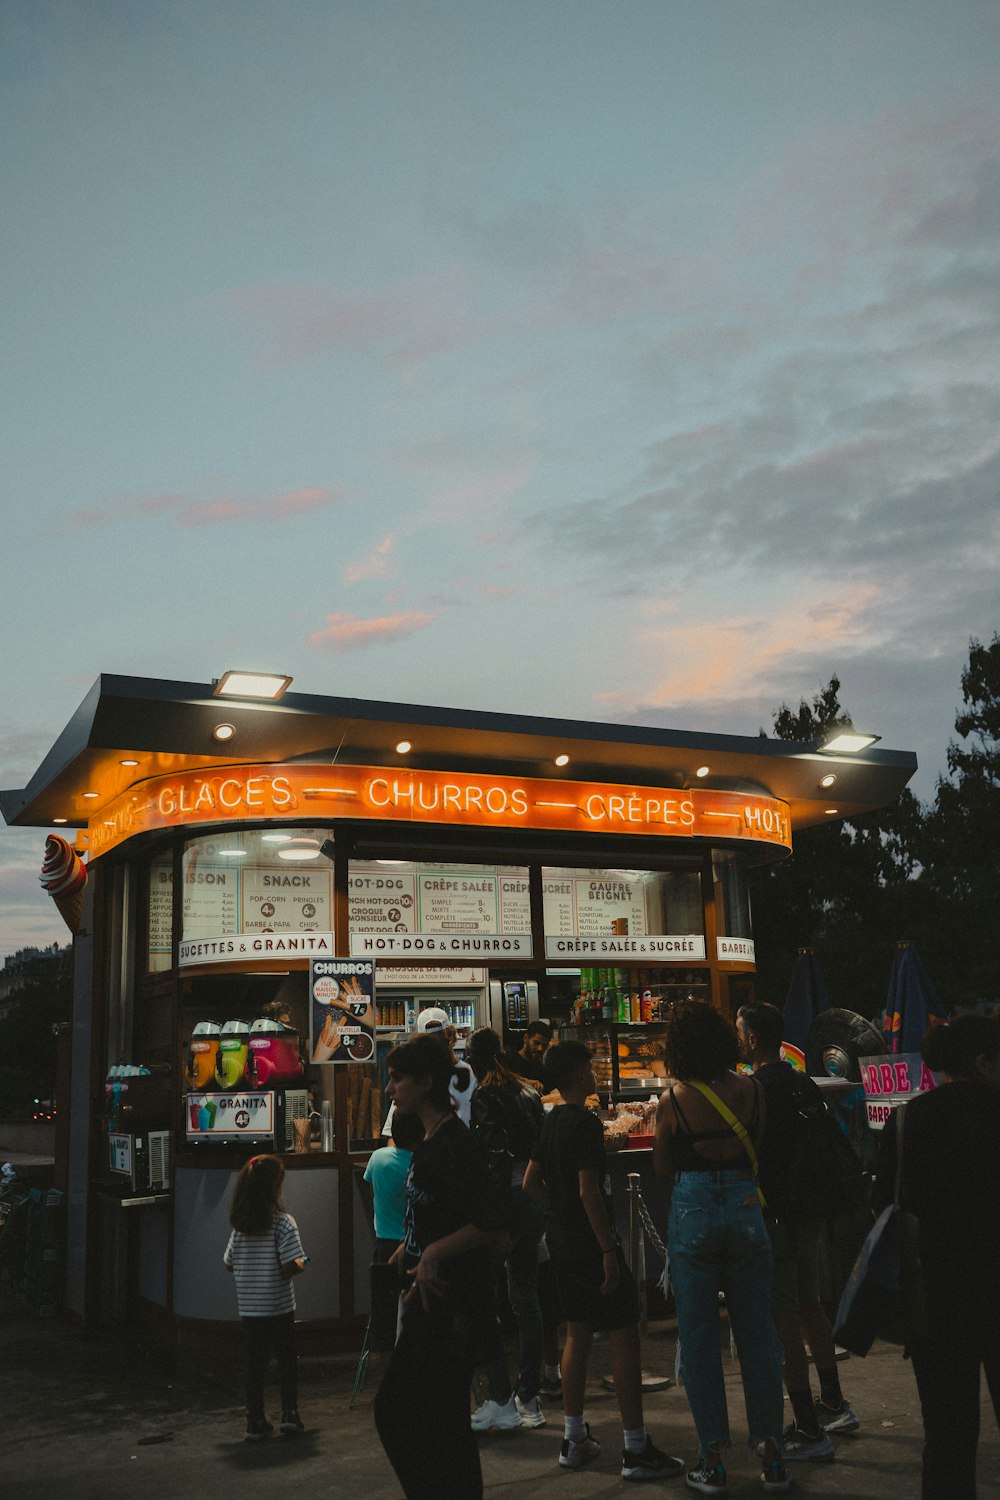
left=310, top=958, right=376, bottom=1065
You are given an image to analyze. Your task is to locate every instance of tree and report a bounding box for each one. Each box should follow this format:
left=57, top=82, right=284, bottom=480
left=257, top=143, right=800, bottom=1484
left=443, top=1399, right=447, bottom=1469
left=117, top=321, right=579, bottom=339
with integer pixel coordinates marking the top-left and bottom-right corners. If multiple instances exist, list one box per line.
left=0, top=963, right=73, bottom=1117
left=749, top=677, right=923, bottom=1018
left=916, top=634, right=1000, bottom=1006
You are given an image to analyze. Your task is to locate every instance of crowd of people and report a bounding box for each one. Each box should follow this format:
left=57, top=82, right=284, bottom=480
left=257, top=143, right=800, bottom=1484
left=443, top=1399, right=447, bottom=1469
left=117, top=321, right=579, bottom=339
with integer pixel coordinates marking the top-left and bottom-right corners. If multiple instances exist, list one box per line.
left=221, top=999, right=1000, bottom=1500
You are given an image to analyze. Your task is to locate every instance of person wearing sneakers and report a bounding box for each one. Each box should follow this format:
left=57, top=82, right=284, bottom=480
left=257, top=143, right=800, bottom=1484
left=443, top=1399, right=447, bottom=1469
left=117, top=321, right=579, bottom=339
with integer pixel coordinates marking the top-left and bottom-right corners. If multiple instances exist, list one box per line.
left=736, top=1003, right=856, bottom=1460
left=223, top=1155, right=307, bottom=1442
left=467, top=1026, right=547, bottom=1433
left=523, top=1040, right=684, bottom=1483
left=653, top=1001, right=788, bottom=1495
left=373, top=1035, right=509, bottom=1500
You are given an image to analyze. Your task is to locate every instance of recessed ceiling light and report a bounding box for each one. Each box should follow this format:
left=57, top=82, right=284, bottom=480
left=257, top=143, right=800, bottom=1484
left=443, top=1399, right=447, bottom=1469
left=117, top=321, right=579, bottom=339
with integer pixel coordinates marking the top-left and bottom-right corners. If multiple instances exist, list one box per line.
left=53, top=818, right=67, bottom=825
left=279, top=846, right=322, bottom=861
left=825, top=808, right=839, bottom=816
left=820, top=773, right=837, bottom=788
left=554, top=754, right=570, bottom=767
left=695, top=766, right=710, bottom=778
left=214, top=670, right=293, bottom=700
left=83, top=792, right=99, bottom=799
left=213, top=723, right=236, bottom=742
left=395, top=740, right=412, bottom=754
left=219, top=849, right=248, bottom=858
left=260, top=833, right=293, bottom=843
left=120, top=758, right=140, bottom=767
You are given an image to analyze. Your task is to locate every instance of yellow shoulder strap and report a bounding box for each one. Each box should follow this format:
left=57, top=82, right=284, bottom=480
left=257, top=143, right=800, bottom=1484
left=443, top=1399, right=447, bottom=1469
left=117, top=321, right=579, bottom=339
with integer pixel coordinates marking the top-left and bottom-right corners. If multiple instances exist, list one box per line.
left=687, top=1080, right=766, bottom=1209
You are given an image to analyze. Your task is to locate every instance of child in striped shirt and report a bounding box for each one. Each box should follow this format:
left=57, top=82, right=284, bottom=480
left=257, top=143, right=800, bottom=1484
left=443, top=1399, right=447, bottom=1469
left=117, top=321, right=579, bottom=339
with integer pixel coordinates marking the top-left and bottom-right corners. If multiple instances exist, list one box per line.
left=224, top=1154, right=308, bottom=1441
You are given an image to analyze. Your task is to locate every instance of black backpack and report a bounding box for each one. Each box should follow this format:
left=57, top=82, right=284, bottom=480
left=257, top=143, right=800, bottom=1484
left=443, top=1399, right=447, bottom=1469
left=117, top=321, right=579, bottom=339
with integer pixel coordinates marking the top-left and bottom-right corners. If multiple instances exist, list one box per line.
left=784, top=1077, right=867, bottom=1222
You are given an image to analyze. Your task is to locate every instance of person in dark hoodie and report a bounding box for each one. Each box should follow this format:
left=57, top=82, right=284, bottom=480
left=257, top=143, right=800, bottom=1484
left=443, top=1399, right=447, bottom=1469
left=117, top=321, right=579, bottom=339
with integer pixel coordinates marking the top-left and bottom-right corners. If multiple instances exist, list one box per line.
left=874, top=1011, right=1000, bottom=1500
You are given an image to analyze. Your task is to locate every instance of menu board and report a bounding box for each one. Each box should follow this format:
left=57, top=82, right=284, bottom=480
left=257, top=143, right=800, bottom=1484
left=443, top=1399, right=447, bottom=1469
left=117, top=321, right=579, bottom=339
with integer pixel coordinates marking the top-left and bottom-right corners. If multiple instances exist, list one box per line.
left=147, top=858, right=174, bottom=958
left=419, top=873, right=501, bottom=932
left=499, top=874, right=531, bottom=931
left=182, top=862, right=241, bottom=938
left=349, top=863, right=532, bottom=940
left=542, top=874, right=649, bottom=937
left=242, top=866, right=333, bottom=933
left=542, top=878, right=575, bottom=935
left=175, top=843, right=333, bottom=944
left=348, top=870, right=417, bottom=933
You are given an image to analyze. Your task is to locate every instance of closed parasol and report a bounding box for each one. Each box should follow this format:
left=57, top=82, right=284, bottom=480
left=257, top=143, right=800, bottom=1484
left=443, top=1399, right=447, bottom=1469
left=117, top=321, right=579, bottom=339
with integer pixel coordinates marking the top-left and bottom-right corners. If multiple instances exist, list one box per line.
left=881, top=940, right=948, bottom=1055
left=782, top=947, right=831, bottom=1054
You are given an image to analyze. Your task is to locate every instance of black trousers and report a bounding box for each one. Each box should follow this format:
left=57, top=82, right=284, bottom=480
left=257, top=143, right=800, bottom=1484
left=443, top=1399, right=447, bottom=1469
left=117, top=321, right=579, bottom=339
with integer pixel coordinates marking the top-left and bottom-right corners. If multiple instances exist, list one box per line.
left=910, top=1300, right=1000, bottom=1499
left=374, top=1298, right=482, bottom=1500
left=242, top=1312, right=298, bottom=1420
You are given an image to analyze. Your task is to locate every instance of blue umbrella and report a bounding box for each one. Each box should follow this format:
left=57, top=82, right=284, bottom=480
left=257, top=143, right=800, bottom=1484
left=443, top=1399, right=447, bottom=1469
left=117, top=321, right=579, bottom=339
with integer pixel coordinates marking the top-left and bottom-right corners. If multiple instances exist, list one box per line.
left=782, top=948, right=831, bottom=1054
left=881, top=941, right=948, bottom=1054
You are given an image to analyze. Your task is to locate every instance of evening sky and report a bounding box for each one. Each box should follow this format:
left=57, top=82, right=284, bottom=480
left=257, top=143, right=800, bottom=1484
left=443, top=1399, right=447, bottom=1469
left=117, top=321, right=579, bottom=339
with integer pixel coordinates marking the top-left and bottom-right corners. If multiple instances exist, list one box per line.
left=2, top=0, right=998, bottom=953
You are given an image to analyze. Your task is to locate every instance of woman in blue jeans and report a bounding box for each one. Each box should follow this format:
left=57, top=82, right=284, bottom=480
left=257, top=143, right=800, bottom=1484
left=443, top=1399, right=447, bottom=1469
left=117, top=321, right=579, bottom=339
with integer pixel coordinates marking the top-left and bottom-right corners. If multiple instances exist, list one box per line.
left=654, top=1001, right=788, bottom=1495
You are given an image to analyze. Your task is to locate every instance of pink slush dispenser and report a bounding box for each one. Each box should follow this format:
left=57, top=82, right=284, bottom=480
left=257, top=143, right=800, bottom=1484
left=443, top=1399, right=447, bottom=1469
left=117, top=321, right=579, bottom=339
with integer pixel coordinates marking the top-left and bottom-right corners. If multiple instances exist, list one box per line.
left=245, top=1017, right=305, bottom=1089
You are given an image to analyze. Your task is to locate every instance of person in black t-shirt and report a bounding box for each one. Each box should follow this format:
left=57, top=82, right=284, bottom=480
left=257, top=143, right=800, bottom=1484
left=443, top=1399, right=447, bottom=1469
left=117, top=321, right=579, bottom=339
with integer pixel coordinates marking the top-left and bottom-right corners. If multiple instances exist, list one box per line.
left=373, top=1036, right=508, bottom=1500
left=873, top=1013, right=1000, bottom=1500
left=737, top=1003, right=853, bottom=1459
left=502, top=1020, right=552, bottom=1086
left=523, top=1041, right=683, bottom=1482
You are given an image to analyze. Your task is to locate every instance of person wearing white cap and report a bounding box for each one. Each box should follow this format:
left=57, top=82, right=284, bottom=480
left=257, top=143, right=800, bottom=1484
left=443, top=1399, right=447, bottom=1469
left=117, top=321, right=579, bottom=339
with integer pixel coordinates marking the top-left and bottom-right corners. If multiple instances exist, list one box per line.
left=382, top=1007, right=477, bottom=1135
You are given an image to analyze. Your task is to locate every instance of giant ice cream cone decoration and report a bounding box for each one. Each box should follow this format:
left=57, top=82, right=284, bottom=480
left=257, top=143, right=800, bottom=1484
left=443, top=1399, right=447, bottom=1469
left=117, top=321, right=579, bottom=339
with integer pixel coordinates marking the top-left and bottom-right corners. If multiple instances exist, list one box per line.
left=39, top=834, right=88, bottom=935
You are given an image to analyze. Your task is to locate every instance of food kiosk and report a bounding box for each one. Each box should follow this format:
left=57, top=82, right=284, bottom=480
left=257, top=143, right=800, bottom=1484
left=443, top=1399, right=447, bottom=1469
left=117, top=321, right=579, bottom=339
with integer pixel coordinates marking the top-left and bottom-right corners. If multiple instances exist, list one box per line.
left=0, top=672, right=916, bottom=1348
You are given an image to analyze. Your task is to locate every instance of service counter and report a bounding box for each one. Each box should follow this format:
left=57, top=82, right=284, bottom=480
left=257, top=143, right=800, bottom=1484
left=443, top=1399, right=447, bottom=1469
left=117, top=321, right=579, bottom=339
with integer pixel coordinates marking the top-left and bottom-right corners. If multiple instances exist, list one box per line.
left=107, top=1154, right=377, bottom=1351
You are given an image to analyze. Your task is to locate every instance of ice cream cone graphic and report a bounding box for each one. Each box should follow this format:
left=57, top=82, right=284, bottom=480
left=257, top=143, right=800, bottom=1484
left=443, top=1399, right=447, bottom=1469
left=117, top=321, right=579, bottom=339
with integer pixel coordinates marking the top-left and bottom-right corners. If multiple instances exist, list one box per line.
left=39, top=835, right=88, bottom=935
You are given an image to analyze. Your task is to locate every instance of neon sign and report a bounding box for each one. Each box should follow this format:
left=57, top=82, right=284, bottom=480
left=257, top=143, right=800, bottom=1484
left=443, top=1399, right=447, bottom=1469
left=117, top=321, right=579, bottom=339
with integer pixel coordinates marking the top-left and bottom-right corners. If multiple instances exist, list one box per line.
left=88, top=763, right=792, bottom=859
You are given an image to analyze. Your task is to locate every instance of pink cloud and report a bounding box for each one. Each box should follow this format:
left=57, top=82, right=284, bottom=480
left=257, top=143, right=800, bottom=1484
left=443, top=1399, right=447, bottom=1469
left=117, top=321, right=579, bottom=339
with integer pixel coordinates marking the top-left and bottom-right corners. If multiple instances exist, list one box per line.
left=223, top=270, right=480, bottom=369
left=344, top=533, right=396, bottom=584
left=178, top=487, right=336, bottom=527
left=307, top=610, right=438, bottom=651
left=62, top=486, right=342, bottom=531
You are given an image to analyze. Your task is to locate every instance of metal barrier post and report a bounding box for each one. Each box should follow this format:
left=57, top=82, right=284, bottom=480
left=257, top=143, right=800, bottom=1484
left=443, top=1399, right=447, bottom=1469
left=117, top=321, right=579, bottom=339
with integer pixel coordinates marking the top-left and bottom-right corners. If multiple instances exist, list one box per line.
left=627, top=1173, right=648, bottom=1333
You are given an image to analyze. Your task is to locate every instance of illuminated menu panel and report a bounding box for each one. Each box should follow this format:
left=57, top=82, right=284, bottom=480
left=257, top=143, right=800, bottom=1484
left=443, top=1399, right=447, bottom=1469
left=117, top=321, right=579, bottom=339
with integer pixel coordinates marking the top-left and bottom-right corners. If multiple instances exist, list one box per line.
left=348, top=863, right=531, bottom=941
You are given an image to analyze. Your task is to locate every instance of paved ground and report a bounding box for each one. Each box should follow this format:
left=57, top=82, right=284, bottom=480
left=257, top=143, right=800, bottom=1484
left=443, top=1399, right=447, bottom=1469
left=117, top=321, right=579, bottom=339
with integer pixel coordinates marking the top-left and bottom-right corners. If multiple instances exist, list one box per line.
left=3, top=1294, right=998, bottom=1500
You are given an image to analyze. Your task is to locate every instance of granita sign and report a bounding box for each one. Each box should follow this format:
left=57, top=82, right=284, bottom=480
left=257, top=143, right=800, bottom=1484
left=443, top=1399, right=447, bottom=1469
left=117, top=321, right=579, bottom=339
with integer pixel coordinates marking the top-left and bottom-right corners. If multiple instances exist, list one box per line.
left=87, top=764, right=792, bottom=859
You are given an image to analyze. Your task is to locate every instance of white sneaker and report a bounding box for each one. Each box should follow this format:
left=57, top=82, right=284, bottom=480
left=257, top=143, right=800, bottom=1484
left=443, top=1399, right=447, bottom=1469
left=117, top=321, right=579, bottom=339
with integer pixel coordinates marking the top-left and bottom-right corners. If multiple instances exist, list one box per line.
left=515, top=1395, right=546, bottom=1428
left=471, top=1396, right=523, bottom=1432
left=816, top=1400, right=860, bottom=1434
left=559, top=1424, right=601, bottom=1469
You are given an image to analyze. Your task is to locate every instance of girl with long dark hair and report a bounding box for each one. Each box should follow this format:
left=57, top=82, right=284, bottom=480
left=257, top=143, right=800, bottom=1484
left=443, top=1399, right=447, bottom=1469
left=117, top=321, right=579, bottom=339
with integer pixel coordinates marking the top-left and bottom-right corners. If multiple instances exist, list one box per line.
left=224, top=1154, right=307, bottom=1441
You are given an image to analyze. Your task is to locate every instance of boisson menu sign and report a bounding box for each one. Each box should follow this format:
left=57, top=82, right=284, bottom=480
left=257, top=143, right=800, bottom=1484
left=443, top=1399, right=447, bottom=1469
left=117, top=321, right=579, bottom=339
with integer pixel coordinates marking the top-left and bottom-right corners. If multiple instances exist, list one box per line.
left=89, top=763, right=792, bottom=858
